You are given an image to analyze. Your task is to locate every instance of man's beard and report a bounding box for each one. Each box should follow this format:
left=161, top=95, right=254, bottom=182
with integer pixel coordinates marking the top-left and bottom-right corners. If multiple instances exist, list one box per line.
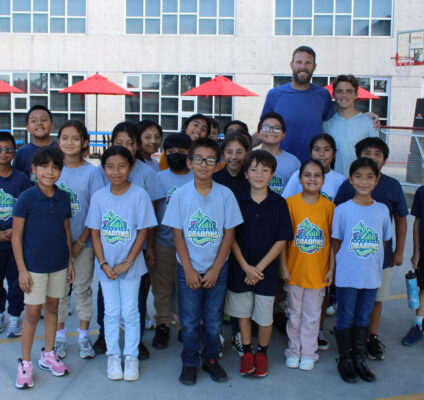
left=292, top=70, right=313, bottom=85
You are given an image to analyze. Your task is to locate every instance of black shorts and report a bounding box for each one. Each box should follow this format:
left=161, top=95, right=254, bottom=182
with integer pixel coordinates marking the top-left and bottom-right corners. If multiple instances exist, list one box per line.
left=416, top=253, right=424, bottom=290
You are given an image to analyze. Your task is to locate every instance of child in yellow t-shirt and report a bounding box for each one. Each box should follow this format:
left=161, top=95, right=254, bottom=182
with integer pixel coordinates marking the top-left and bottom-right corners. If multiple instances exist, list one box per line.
left=281, top=159, right=335, bottom=371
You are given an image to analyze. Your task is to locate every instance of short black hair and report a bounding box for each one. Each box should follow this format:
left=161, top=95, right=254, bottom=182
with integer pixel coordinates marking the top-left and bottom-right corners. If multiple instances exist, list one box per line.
left=58, top=120, right=89, bottom=154
left=355, top=137, right=389, bottom=160
left=136, top=119, right=163, bottom=138
left=244, top=150, right=277, bottom=173
left=349, top=157, right=380, bottom=178
left=101, top=145, right=134, bottom=168
left=182, top=113, right=211, bottom=137
left=32, top=146, right=63, bottom=169
left=26, top=105, right=53, bottom=124
left=0, top=131, right=16, bottom=149
left=292, top=46, right=316, bottom=63
left=112, top=121, right=140, bottom=148
left=258, top=112, right=286, bottom=133
left=163, top=133, right=192, bottom=151
left=221, top=131, right=250, bottom=153
left=188, top=138, right=220, bottom=161
left=224, top=120, right=249, bottom=135
left=299, top=159, right=325, bottom=177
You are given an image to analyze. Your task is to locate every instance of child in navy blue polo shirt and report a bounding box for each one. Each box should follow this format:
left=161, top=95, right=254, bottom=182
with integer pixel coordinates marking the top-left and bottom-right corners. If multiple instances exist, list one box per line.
left=13, top=105, right=59, bottom=183
left=334, top=137, right=408, bottom=360
left=12, top=146, right=74, bottom=389
left=0, top=131, right=31, bottom=338
left=225, top=150, right=293, bottom=378
left=401, top=185, right=424, bottom=346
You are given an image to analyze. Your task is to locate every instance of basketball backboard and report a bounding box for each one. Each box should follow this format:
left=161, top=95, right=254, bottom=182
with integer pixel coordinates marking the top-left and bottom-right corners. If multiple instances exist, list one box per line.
left=396, top=30, right=424, bottom=65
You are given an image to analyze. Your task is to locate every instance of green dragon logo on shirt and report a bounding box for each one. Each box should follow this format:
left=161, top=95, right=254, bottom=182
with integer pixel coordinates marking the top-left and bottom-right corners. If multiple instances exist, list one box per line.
left=58, top=183, right=80, bottom=216
left=321, top=191, right=331, bottom=201
left=187, top=210, right=219, bottom=247
left=349, top=221, right=380, bottom=258
left=101, top=210, right=131, bottom=245
left=268, top=174, right=284, bottom=195
left=0, top=189, right=15, bottom=220
left=294, top=218, right=325, bottom=253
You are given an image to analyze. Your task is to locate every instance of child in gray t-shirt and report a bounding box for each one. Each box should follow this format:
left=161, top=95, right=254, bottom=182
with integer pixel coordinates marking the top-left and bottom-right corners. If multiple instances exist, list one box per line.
left=332, top=158, right=392, bottom=384
left=163, top=138, right=243, bottom=385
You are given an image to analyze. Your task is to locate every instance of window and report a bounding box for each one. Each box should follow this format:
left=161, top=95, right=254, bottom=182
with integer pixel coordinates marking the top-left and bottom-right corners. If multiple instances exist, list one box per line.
left=125, top=73, right=233, bottom=137
left=0, top=72, right=86, bottom=144
left=275, top=0, right=392, bottom=36
left=0, top=0, right=86, bottom=33
left=273, top=75, right=390, bottom=125
left=126, top=0, right=235, bottom=35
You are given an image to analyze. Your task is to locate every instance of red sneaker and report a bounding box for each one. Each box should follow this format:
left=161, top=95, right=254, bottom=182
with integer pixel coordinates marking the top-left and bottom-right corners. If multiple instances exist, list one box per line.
left=254, top=352, right=268, bottom=378
left=240, top=352, right=255, bottom=376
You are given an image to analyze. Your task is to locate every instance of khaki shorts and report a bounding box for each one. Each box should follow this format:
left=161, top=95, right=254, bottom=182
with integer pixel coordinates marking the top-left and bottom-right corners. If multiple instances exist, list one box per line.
left=375, top=268, right=392, bottom=302
left=24, top=268, right=68, bottom=305
left=224, top=289, right=275, bottom=326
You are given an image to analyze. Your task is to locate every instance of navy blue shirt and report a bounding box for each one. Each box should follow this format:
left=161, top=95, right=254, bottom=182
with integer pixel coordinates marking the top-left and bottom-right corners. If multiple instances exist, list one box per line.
left=334, top=173, right=408, bottom=268
left=411, top=185, right=424, bottom=254
left=0, top=168, right=31, bottom=249
left=213, top=167, right=250, bottom=196
left=13, top=141, right=59, bottom=182
left=228, top=189, right=293, bottom=296
left=13, top=184, right=72, bottom=273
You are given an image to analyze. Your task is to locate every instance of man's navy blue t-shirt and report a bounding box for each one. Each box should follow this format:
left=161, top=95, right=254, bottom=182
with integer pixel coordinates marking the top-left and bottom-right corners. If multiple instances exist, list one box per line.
left=0, top=168, right=31, bottom=249
left=411, top=185, right=424, bottom=254
left=213, top=167, right=250, bottom=196
left=13, top=184, right=71, bottom=273
left=334, top=173, right=408, bottom=268
left=228, top=189, right=293, bottom=296
left=13, top=141, right=59, bottom=182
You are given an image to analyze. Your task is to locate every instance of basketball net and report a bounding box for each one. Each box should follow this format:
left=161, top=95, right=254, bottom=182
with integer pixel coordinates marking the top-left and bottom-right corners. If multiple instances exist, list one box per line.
left=391, top=53, right=415, bottom=78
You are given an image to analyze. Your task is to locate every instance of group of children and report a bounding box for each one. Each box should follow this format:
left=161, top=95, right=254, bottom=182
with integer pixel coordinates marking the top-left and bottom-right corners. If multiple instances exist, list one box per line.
left=0, top=74, right=422, bottom=390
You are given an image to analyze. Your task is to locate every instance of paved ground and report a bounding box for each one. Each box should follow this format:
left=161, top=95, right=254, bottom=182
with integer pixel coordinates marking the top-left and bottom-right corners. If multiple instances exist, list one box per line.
left=1, top=215, right=423, bottom=400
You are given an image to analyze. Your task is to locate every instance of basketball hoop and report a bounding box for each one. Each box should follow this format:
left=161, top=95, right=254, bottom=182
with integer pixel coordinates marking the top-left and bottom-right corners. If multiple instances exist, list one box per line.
left=391, top=53, right=416, bottom=78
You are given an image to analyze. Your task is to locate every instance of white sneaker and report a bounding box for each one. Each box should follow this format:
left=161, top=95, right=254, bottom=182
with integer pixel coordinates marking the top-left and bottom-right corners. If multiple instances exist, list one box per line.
left=124, top=356, right=139, bottom=381
left=107, top=355, right=123, bottom=380
left=78, top=337, right=95, bottom=359
left=7, top=315, right=21, bottom=337
left=54, top=336, right=67, bottom=358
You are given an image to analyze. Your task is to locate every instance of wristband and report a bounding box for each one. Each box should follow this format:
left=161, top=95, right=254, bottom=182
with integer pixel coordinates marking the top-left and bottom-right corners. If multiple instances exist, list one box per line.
left=77, top=240, right=86, bottom=248
left=99, top=260, right=107, bottom=267
left=125, top=258, right=134, bottom=265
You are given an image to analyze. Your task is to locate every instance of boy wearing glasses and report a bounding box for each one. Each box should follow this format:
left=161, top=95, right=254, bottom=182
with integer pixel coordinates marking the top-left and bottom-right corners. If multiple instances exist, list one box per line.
left=163, top=138, right=243, bottom=386
left=0, top=131, right=30, bottom=337
left=258, top=112, right=301, bottom=196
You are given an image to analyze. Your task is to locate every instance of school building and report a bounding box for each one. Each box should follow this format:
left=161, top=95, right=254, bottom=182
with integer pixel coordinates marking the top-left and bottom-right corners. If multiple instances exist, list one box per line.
left=0, top=0, right=423, bottom=145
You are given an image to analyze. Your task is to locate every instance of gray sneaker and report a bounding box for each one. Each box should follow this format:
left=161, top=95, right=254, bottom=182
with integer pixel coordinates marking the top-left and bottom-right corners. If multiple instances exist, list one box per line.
left=54, top=337, right=67, bottom=358
left=0, top=313, right=5, bottom=333
left=7, top=315, right=21, bottom=337
left=78, top=337, right=95, bottom=359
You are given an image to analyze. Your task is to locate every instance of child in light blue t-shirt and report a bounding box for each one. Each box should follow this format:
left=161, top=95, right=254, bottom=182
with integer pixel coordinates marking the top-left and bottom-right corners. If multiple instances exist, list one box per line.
left=86, top=146, right=157, bottom=382
left=163, top=138, right=243, bottom=386
left=55, top=120, right=104, bottom=359
left=332, top=158, right=392, bottom=384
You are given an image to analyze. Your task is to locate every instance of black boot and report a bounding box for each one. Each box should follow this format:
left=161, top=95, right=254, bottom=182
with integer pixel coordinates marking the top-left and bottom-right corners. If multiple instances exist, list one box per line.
left=335, top=328, right=358, bottom=383
left=352, top=326, right=376, bottom=382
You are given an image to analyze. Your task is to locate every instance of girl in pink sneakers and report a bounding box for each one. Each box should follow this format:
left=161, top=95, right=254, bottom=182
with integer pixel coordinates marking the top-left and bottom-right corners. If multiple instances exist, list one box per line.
left=12, top=147, right=74, bottom=389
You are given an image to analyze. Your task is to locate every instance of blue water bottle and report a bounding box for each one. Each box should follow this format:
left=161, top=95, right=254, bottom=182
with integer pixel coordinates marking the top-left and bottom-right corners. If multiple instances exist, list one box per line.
left=405, top=270, right=420, bottom=309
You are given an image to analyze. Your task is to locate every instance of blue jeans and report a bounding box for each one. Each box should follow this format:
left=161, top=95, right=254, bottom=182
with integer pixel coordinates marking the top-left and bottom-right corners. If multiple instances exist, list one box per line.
left=0, top=248, right=24, bottom=317
left=178, top=263, right=228, bottom=367
left=336, top=286, right=378, bottom=330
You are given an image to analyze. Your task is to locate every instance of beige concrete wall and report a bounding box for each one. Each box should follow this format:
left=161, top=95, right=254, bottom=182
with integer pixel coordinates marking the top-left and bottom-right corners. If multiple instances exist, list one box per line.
left=0, top=0, right=422, bottom=132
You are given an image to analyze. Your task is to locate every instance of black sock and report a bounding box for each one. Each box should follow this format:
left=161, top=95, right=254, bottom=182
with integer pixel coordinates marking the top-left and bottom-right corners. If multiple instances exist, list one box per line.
left=243, top=344, right=252, bottom=354
left=257, top=345, right=268, bottom=355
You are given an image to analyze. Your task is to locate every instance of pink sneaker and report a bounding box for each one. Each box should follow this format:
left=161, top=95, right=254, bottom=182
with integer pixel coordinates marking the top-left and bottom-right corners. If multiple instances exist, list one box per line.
left=38, top=349, right=69, bottom=376
left=16, top=359, right=34, bottom=389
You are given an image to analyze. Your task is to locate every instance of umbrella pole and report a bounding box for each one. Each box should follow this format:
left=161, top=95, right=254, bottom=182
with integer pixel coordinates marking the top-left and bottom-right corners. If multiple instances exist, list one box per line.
left=219, top=96, right=222, bottom=117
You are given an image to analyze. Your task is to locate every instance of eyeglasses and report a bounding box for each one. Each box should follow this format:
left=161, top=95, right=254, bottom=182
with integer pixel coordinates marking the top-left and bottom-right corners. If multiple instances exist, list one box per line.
left=190, top=156, right=217, bottom=166
left=0, top=148, right=14, bottom=153
left=261, top=125, right=283, bottom=134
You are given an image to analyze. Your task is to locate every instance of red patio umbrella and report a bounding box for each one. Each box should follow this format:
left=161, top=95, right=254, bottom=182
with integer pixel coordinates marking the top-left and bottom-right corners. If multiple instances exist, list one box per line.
left=59, top=73, right=134, bottom=131
left=181, top=75, right=258, bottom=116
left=0, top=80, right=24, bottom=93
left=324, top=83, right=380, bottom=100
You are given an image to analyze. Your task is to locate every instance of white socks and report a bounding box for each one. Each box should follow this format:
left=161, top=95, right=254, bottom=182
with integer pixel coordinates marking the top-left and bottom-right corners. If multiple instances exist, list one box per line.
left=78, top=329, right=89, bottom=340
left=415, top=316, right=424, bottom=328
left=56, top=328, right=66, bottom=340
